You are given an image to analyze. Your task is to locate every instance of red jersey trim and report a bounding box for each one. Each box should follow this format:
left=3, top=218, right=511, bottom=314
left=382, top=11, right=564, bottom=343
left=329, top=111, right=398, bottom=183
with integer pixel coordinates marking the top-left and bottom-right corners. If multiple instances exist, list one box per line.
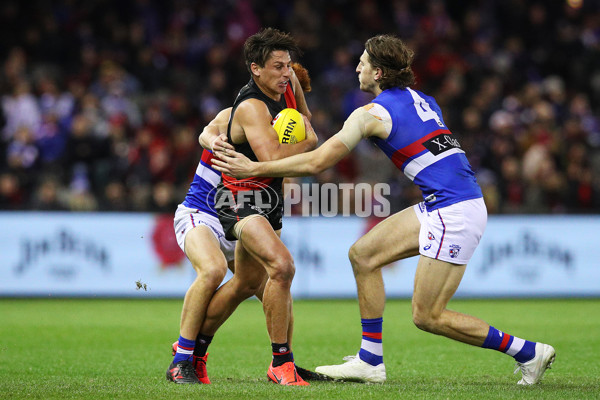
left=201, top=149, right=214, bottom=166
left=222, top=174, right=275, bottom=193
left=390, top=129, right=452, bottom=169
left=225, top=84, right=296, bottom=189
left=284, top=83, right=296, bottom=109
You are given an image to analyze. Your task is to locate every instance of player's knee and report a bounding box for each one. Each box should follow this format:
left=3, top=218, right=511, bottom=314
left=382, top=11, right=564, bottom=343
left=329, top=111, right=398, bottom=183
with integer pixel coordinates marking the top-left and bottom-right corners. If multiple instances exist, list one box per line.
left=348, top=243, right=374, bottom=274
left=412, top=306, right=440, bottom=333
left=268, top=255, right=295, bottom=284
left=235, top=279, right=262, bottom=300
left=194, top=264, right=227, bottom=289
left=412, top=313, right=435, bottom=333
left=221, top=274, right=262, bottom=301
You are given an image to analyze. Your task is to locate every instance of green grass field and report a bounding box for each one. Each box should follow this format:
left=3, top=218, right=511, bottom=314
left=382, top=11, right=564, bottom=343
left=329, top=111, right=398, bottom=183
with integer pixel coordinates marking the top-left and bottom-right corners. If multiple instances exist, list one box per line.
left=1, top=298, right=599, bottom=399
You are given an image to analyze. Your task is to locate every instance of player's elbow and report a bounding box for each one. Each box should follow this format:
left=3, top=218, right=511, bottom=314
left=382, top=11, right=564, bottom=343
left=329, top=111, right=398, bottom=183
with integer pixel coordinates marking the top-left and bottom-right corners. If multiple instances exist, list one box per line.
left=198, top=131, right=209, bottom=148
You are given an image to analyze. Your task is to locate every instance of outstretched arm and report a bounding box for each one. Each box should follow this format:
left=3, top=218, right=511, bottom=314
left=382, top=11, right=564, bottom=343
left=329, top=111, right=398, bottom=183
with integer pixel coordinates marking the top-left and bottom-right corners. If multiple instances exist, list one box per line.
left=213, top=135, right=350, bottom=178
left=212, top=105, right=387, bottom=178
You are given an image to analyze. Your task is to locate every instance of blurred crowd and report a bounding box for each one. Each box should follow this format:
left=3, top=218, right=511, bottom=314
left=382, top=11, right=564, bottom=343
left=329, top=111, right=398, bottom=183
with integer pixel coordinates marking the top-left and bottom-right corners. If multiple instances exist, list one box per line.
left=0, top=0, right=599, bottom=214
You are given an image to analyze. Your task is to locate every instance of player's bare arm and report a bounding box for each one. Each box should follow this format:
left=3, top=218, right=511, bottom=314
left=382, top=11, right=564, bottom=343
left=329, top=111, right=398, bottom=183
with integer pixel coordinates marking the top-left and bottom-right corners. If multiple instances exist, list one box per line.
left=213, top=105, right=387, bottom=178
left=198, top=107, right=234, bottom=152
left=214, top=135, right=348, bottom=178
left=231, top=98, right=317, bottom=162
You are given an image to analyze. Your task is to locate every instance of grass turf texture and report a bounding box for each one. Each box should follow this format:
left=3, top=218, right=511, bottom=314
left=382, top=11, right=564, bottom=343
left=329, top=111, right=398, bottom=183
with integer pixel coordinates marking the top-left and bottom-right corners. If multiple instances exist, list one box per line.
left=0, top=298, right=598, bottom=399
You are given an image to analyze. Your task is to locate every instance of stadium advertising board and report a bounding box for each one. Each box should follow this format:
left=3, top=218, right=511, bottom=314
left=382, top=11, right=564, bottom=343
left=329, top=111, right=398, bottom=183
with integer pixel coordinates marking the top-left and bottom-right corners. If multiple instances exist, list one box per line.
left=0, top=212, right=197, bottom=297
left=0, top=213, right=597, bottom=297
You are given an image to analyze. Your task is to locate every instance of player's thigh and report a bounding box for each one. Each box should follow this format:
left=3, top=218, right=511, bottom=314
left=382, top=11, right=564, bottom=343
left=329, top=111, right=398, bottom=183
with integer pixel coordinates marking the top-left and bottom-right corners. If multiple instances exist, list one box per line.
left=238, top=216, right=293, bottom=277
left=232, top=239, right=269, bottom=289
left=184, top=225, right=228, bottom=275
left=351, top=205, right=421, bottom=268
left=412, top=255, right=466, bottom=316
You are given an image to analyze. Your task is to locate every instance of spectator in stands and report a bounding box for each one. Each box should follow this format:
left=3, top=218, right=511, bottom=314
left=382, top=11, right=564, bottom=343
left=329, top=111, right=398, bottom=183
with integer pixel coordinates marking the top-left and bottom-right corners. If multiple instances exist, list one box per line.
left=0, top=0, right=598, bottom=215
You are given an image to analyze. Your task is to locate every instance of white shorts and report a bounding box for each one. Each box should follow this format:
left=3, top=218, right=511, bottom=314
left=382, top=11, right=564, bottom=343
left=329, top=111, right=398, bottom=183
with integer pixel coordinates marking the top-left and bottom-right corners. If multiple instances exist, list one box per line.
left=174, top=204, right=236, bottom=262
left=413, top=198, right=487, bottom=265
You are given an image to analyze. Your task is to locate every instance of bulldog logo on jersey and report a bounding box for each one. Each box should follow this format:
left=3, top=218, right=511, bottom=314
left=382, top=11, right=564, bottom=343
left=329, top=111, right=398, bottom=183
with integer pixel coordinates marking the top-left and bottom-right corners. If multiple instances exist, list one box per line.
left=449, top=244, right=461, bottom=259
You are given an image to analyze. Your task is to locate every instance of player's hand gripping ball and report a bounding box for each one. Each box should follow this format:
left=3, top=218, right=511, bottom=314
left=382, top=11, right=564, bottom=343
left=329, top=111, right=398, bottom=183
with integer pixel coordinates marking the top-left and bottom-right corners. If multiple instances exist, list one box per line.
left=272, top=108, right=306, bottom=144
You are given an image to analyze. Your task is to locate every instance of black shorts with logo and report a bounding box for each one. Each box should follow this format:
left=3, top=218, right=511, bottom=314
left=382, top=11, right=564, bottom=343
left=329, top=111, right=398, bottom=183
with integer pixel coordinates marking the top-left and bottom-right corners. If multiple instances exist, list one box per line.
left=214, top=182, right=283, bottom=241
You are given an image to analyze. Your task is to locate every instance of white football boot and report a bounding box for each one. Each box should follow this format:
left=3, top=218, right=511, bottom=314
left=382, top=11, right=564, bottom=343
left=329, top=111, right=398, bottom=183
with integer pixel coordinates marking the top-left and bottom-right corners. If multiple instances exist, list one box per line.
left=315, top=354, right=386, bottom=383
left=514, top=342, right=556, bottom=385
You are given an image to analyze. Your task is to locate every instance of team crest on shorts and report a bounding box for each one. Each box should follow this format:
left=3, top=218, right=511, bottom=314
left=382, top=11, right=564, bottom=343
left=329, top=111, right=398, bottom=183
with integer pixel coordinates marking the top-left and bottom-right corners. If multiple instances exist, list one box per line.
left=427, top=232, right=435, bottom=240
left=449, top=244, right=461, bottom=258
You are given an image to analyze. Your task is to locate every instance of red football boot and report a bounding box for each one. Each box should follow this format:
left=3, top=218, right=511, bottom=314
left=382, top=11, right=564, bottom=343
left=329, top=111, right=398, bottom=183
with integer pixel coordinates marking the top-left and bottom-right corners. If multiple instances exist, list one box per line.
left=267, top=361, right=309, bottom=386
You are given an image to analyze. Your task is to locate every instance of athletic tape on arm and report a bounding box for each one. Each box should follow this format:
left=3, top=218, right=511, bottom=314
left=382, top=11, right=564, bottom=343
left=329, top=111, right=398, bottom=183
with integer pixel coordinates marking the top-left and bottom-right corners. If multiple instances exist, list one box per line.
left=334, top=105, right=392, bottom=150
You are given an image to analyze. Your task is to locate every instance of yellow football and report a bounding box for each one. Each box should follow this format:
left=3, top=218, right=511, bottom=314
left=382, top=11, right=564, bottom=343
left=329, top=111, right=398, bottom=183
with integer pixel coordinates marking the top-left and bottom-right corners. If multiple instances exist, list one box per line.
left=272, top=108, right=306, bottom=144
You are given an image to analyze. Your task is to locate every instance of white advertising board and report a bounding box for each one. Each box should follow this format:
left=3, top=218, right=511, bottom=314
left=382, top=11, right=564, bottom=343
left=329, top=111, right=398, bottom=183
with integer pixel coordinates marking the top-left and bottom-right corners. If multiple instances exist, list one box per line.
left=0, top=213, right=597, bottom=298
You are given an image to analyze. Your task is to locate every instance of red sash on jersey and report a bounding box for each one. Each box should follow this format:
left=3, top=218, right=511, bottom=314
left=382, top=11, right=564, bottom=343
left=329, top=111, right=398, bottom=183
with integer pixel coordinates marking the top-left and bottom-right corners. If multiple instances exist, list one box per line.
left=283, top=82, right=297, bottom=110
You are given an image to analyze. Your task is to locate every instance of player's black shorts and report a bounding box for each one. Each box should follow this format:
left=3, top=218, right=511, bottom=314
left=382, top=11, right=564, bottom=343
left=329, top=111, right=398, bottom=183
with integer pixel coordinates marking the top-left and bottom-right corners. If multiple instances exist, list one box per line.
left=214, top=182, right=283, bottom=241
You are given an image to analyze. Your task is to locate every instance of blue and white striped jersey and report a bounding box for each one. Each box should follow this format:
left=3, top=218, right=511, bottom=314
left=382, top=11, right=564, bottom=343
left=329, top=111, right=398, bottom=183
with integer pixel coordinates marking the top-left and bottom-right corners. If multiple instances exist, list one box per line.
left=369, top=87, right=482, bottom=211
left=181, top=149, right=220, bottom=217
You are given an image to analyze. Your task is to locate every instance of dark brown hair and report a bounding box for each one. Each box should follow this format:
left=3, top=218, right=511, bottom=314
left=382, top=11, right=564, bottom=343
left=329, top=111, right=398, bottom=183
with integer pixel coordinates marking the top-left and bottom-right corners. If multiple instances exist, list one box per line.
left=244, top=28, right=301, bottom=74
left=365, top=35, right=416, bottom=90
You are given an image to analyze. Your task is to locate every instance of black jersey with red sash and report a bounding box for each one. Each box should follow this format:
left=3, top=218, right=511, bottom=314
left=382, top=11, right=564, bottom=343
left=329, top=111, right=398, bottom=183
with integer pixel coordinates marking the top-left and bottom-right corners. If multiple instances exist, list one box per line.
left=222, top=78, right=296, bottom=194
left=215, top=79, right=297, bottom=240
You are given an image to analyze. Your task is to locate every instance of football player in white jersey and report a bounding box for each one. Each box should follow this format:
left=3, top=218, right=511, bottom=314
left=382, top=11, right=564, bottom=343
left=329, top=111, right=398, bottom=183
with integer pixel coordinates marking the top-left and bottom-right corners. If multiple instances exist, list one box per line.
left=211, top=34, right=555, bottom=386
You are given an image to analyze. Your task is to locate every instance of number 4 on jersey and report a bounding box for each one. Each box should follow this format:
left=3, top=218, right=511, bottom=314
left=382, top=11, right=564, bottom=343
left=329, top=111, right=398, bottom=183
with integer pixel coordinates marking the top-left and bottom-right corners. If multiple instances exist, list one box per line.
left=408, top=88, right=444, bottom=127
